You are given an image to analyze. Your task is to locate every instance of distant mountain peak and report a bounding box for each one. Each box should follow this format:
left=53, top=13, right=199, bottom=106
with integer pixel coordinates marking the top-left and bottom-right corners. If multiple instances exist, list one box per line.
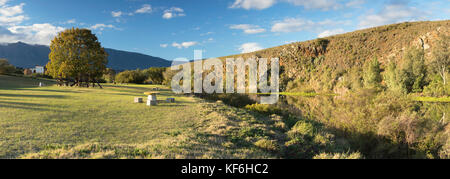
left=0, top=42, right=171, bottom=70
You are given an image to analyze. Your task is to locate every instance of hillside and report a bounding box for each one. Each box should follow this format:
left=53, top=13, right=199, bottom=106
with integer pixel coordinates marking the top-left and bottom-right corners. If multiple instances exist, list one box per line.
left=220, top=20, right=450, bottom=93
left=0, top=42, right=171, bottom=70
left=207, top=20, right=449, bottom=159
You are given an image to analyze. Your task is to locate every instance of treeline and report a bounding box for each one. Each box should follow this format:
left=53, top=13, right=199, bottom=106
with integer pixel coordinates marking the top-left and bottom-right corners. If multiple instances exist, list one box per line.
left=0, top=59, right=27, bottom=76
left=105, top=67, right=167, bottom=85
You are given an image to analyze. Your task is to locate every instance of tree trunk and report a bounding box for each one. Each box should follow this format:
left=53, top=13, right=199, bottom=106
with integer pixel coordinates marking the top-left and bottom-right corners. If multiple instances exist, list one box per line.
left=95, top=80, right=103, bottom=89
left=440, top=66, right=446, bottom=85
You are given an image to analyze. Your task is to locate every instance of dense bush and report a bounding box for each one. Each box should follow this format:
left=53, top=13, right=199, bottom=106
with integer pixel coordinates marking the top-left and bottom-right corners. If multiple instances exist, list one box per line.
left=313, top=152, right=363, bottom=159
left=0, top=59, right=16, bottom=75
left=254, top=139, right=279, bottom=152
left=197, top=93, right=255, bottom=108
left=144, top=67, right=166, bottom=84
left=363, top=57, right=382, bottom=90
left=102, top=68, right=116, bottom=83
left=245, top=104, right=286, bottom=116
left=115, top=67, right=166, bottom=84
left=163, top=68, right=180, bottom=86
left=115, top=70, right=147, bottom=84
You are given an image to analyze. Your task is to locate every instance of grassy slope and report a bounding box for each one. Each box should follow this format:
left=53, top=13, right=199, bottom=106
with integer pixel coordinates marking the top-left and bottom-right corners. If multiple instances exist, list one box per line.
left=0, top=75, right=277, bottom=159
left=218, top=20, right=450, bottom=93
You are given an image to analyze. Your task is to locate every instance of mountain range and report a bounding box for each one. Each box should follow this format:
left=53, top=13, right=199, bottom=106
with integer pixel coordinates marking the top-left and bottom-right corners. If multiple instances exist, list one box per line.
left=0, top=42, right=171, bottom=70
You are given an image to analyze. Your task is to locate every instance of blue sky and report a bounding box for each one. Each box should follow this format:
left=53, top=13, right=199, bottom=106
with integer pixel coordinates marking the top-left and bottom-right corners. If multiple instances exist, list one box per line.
left=0, top=0, right=448, bottom=60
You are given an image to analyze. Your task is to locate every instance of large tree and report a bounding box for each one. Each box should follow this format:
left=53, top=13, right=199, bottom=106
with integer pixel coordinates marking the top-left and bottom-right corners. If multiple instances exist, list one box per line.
left=363, top=57, right=382, bottom=89
left=46, top=28, right=108, bottom=88
left=0, top=59, right=15, bottom=75
left=430, top=34, right=449, bottom=86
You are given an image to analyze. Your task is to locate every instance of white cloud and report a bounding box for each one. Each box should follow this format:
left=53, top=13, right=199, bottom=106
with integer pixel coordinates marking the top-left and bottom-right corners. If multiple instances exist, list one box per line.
left=112, top=4, right=152, bottom=17
left=0, top=2, right=27, bottom=25
left=230, top=24, right=266, bottom=34
left=0, top=2, right=24, bottom=16
left=0, top=15, right=26, bottom=25
left=90, top=24, right=117, bottom=31
left=230, top=0, right=363, bottom=10
left=111, top=11, right=123, bottom=17
left=135, top=4, right=152, bottom=14
left=358, top=2, right=426, bottom=29
left=346, top=0, right=365, bottom=7
left=283, top=0, right=341, bottom=10
left=271, top=18, right=349, bottom=33
left=163, top=7, right=185, bottom=19
left=271, top=18, right=315, bottom=33
left=200, top=32, right=214, bottom=36
left=160, top=44, right=168, bottom=48
left=0, top=1, right=65, bottom=45
left=239, top=42, right=263, bottom=53
left=66, top=19, right=76, bottom=24
left=0, top=23, right=64, bottom=45
left=0, top=0, right=8, bottom=6
left=230, top=0, right=276, bottom=10
left=172, top=41, right=198, bottom=49
left=318, top=28, right=345, bottom=37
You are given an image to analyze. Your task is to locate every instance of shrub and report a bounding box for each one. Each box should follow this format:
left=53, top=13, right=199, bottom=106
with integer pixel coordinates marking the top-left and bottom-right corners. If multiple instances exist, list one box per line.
left=163, top=68, right=180, bottom=86
left=363, top=57, right=382, bottom=89
left=254, top=139, right=279, bottom=152
left=102, top=68, right=116, bottom=83
left=0, top=59, right=16, bottom=75
left=245, top=104, right=286, bottom=116
left=198, top=93, right=255, bottom=108
left=115, top=70, right=147, bottom=84
left=238, top=127, right=266, bottom=138
left=423, top=74, right=448, bottom=97
left=287, top=121, right=315, bottom=139
left=313, top=152, right=363, bottom=159
left=144, top=67, right=166, bottom=85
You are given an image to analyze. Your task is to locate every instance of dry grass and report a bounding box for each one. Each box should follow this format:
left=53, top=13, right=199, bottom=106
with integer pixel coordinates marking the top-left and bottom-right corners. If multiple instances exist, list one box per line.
left=1, top=75, right=284, bottom=159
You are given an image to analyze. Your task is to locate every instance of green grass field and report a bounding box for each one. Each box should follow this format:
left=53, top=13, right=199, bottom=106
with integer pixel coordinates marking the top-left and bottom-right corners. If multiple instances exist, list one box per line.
left=0, top=75, right=279, bottom=159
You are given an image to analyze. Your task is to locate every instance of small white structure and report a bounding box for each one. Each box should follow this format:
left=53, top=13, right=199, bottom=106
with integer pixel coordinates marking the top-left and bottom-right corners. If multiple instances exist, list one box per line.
left=134, top=97, right=143, bottom=103
left=30, top=66, right=45, bottom=74
left=144, top=92, right=159, bottom=106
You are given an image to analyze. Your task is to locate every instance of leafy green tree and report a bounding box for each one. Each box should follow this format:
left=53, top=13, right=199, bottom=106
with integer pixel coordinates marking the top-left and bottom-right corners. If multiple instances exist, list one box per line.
left=0, top=59, right=15, bottom=75
left=115, top=70, right=147, bottom=84
left=46, top=28, right=108, bottom=87
left=363, top=57, right=382, bottom=89
left=384, top=61, right=404, bottom=93
left=163, top=68, right=179, bottom=86
left=144, top=67, right=166, bottom=84
left=429, top=34, right=449, bottom=86
left=102, top=68, right=116, bottom=83
left=394, top=48, right=427, bottom=93
left=424, top=74, right=448, bottom=97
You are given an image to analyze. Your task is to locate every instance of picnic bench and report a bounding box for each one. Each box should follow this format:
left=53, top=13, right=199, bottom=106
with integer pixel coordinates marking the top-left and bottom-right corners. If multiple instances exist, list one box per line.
left=144, top=92, right=160, bottom=106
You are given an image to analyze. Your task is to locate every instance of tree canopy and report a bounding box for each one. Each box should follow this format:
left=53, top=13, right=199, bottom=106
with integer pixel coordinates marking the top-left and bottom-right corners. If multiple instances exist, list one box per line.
left=46, top=28, right=108, bottom=87
left=0, top=59, right=16, bottom=75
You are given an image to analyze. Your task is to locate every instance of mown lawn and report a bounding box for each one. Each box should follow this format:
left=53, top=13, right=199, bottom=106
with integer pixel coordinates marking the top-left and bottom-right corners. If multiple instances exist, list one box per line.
left=0, top=75, right=279, bottom=159
left=0, top=75, right=206, bottom=158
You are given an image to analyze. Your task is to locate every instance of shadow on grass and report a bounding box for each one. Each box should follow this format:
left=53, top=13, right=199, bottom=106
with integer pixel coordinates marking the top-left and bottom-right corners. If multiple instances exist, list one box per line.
left=13, top=88, right=83, bottom=93
left=0, top=102, right=60, bottom=112
left=0, top=101, right=52, bottom=107
left=0, top=93, right=67, bottom=99
left=104, top=84, right=171, bottom=92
